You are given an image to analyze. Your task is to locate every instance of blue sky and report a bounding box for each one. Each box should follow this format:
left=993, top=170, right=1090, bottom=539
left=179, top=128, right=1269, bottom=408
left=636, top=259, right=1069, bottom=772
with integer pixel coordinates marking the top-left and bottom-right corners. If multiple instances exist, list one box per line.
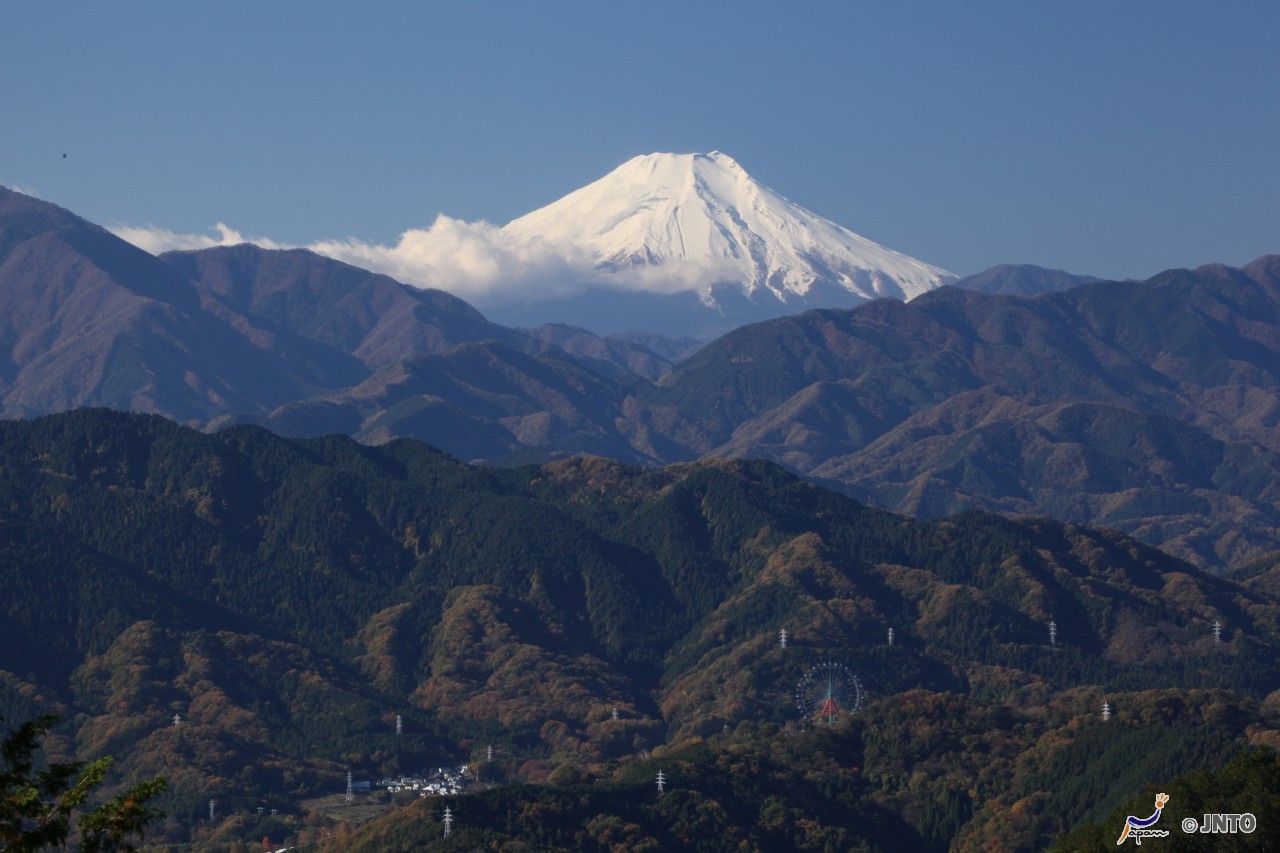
left=3, top=0, right=1277, bottom=279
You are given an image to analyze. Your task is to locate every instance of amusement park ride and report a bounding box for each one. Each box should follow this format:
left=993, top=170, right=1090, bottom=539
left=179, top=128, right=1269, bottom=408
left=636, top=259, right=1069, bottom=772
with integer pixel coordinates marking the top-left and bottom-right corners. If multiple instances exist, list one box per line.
left=794, top=660, right=865, bottom=726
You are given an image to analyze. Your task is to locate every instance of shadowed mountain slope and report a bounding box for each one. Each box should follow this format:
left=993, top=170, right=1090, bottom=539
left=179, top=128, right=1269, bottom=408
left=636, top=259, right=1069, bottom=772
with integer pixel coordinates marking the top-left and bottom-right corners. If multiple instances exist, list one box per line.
left=519, top=323, right=688, bottom=381
left=258, top=340, right=654, bottom=463
left=0, top=188, right=329, bottom=420
left=159, top=244, right=516, bottom=370
left=648, top=257, right=1280, bottom=566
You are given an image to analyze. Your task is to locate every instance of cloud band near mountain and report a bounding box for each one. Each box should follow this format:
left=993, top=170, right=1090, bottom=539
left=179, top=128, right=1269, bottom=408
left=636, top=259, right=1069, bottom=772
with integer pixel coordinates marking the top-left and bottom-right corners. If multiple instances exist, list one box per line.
left=110, top=216, right=725, bottom=305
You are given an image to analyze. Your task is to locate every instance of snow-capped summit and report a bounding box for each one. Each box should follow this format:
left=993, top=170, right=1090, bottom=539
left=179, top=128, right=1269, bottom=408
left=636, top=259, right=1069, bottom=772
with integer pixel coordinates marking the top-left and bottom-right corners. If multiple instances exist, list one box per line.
left=502, top=151, right=953, bottom=306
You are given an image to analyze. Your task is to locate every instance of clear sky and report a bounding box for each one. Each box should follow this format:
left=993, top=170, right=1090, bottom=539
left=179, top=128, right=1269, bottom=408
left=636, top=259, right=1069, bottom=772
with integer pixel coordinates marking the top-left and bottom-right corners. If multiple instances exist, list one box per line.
left=3, top=0, right=1277, bottom=279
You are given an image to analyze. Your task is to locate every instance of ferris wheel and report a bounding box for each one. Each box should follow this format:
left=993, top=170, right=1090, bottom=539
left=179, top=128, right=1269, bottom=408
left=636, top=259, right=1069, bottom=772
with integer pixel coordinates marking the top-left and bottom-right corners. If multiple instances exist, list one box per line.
left=795, top=660, right=864, bottom=725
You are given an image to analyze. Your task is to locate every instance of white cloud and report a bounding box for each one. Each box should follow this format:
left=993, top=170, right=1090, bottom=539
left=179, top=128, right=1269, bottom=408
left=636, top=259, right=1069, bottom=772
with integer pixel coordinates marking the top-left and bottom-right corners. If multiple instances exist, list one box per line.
left=305, top=216, right=598, bottom=304
left=110, top=222, right=286, bottom=255
left=110, top=216, right=730, bottom=306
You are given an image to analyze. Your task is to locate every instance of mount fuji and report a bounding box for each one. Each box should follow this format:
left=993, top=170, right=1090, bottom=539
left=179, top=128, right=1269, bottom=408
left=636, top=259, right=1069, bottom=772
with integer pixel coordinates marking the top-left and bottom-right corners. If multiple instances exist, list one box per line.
left=490, top=152, right=954, bottom=337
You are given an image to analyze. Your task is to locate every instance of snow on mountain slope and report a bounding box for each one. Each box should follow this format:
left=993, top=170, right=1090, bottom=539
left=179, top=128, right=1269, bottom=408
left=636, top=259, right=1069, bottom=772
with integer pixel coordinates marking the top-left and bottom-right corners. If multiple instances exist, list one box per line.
left=110, top=151, right=953, bottom=337
left=503, top=152, right=953, bottom=304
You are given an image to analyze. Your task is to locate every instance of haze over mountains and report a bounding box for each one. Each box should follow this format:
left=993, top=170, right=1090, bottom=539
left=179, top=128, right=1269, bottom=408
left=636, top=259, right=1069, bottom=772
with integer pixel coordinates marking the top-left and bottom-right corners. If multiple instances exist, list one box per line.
left=3, top=184, right=1280, bottom=572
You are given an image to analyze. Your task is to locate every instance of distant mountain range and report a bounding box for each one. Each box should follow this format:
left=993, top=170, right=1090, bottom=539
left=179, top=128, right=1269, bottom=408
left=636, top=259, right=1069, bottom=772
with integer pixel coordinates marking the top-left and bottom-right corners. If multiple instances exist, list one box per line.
left=651, top=258, right=1280, bottom=568
left=0, top=186, right=672, bottom=417
left=951, top=263, right=1102, bottom=296
left=2, top=185, right=1278, bottom=570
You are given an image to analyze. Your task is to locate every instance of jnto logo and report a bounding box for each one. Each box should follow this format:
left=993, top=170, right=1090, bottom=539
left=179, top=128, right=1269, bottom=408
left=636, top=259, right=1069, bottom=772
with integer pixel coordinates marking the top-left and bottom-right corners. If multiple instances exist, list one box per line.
left=1117, top=792, right=1170, bottom=846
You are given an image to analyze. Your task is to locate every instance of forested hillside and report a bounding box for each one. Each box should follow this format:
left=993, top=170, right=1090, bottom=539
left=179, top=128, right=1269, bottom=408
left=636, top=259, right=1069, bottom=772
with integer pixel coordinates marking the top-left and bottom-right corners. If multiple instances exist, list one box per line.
left=1, top=410, right=1279, bottom=849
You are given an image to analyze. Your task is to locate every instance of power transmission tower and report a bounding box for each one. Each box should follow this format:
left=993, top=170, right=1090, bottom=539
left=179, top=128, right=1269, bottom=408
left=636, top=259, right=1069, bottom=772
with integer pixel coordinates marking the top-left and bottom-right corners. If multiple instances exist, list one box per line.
left=209, top=799, right=215, bottom=822
left=257, top=806, right=264, bottom=816
left=442, top=806, right=453, bottom=838
left=779, top=628, right=787, bottom=649
left=486, top=744, right=493, bottom=762
left=172, top=713, right=181, bottom=726
left=1102, top=701, right=1111, bottom=721
left=1213, top=620, right=1222, bottom=644
left=396, top=714, right=402, bottom=736
left=887, top=627, right=894, bottom=646
left=611, top=706, right=619, bottom=721
left=345, top=770, right=354, bottom=802
left=656, top=769, right=666, bottom=794
left=1049, top=620, right=1057, bottom=646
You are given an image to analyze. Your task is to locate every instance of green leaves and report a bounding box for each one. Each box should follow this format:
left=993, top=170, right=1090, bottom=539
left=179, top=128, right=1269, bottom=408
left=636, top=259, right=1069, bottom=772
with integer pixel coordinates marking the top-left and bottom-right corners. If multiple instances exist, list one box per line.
left=1, top=714, right=166, bottom=851
left=79, top=775, right=168, bottom=853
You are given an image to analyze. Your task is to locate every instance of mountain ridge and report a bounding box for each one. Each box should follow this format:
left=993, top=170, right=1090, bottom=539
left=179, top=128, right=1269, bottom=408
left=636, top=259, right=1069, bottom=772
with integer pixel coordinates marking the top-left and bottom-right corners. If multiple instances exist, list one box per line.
left=652, top=259, right=1280, bottom=566
left=5, top=185, right=1280, bottom=568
